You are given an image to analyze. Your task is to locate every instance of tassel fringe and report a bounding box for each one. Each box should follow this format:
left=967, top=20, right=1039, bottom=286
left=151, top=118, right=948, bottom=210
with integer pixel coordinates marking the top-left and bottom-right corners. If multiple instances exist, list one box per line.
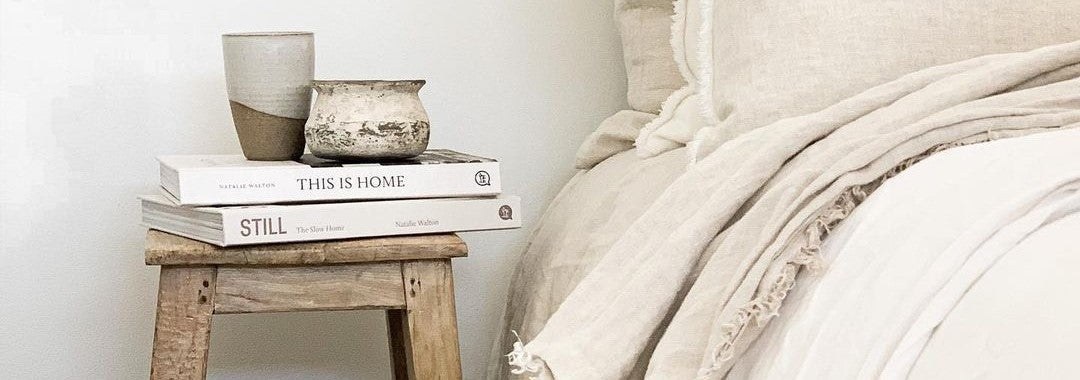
left=506, top=330, right=542, bottom=379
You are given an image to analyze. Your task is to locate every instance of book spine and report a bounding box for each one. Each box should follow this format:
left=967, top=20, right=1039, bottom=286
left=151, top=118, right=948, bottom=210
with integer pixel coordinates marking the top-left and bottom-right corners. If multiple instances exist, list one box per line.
left=218, top=196, right=521, bottom=245
left=160, top=162, right=180, bottom=199
left=176, top=162, right=501, bottom=205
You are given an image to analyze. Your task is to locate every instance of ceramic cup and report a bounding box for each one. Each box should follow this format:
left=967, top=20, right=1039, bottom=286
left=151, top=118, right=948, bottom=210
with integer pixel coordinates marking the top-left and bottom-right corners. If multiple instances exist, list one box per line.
left=222, top=31, right=314, bottom=161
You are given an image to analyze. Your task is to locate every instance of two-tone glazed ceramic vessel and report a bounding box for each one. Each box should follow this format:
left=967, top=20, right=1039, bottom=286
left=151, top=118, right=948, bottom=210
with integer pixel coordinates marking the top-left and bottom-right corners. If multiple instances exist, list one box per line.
left=222, top=31, right=314, bottom=161
left=305, top=80, right=430, bottom=160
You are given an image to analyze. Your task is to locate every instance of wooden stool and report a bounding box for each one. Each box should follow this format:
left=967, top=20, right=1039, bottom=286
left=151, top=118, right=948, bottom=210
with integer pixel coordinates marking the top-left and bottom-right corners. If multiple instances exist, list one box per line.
left=144, top=229, right=467, bottom=380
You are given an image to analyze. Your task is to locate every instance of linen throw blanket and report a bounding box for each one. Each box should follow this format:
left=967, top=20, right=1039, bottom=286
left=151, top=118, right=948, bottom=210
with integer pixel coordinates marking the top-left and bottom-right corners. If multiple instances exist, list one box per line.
left=504, top=41, right=1080, bottom=379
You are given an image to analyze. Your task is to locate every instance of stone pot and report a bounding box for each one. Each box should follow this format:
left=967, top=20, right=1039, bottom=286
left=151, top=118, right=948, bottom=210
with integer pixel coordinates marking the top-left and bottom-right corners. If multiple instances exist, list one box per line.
left=222, top=31, right=314, bottom=161
left=305, top=80, right=430, bottom=160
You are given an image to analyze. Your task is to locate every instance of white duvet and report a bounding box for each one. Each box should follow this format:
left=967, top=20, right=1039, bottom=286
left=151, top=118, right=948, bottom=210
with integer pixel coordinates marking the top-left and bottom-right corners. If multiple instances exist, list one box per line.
left=727, top=128, right=1080, bottom=379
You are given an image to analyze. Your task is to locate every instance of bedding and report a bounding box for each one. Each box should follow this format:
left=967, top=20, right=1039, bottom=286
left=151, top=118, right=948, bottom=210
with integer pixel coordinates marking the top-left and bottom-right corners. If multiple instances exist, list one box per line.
left=615, top=0, right=684, bottom=114
left=496, top=40, right=1080, bottom=379
left=725, top=129, right=1080, bottom=379
left=487, top=146, right=689, bottom=378
left=907, top=212, right=1080, bottom=379
left=633, top=0, right=706, bottom=158
left=575, top=0, right=683, bottom=169
left=639, top=0, right=1080, bottom=160
left=575, top=110, right=657, bottom=169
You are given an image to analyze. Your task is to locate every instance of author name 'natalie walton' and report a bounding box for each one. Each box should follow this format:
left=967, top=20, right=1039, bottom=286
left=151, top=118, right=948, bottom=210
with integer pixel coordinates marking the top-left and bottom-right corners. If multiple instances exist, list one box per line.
left=395, top=219, right=440, bottom=228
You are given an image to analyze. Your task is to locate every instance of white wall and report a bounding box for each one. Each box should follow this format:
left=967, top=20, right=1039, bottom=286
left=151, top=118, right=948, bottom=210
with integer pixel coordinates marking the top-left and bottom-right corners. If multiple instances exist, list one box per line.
left=0, top=1, right=626, bottom=378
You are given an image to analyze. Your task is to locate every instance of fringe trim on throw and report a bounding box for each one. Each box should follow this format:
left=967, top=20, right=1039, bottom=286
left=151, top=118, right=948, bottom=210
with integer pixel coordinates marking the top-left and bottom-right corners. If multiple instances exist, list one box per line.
left=506, top=330, right=542, bottom=379
left=694, top=135, right=996, bottom=379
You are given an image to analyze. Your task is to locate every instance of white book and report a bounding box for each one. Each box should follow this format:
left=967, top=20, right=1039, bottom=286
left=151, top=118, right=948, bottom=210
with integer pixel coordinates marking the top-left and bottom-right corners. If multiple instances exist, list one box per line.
left=140, top=193, right=521, bottom=246
left=159, top=149, right=501, bottom=206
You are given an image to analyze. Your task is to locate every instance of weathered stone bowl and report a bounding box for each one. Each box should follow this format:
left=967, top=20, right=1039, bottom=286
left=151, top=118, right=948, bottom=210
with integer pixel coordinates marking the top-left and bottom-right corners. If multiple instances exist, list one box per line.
left=305, top=80, right=430, bottom=160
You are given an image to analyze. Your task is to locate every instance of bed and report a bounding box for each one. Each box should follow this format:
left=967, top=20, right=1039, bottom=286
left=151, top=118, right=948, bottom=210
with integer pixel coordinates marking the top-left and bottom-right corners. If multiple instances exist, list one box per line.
left=489, top=1, right=1080, bottom=378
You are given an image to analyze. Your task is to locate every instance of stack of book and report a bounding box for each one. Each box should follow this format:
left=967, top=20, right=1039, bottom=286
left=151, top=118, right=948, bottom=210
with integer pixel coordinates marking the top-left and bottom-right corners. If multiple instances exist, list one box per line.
left=141, top=149, right=521, bottom=246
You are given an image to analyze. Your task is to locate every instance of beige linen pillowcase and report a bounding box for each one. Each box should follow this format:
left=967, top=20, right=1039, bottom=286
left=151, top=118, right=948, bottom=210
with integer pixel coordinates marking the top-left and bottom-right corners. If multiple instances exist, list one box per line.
left=617, top=0, right=685, bottom=113
left=634, top=0, right=710, bottom=158
left=692, top=0, right=1080, bottom=158
left=576, top=0, right=686, bottom=168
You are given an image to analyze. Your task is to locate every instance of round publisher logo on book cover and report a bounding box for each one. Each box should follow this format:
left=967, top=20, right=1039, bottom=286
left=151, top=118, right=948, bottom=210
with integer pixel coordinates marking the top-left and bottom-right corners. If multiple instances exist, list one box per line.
left=475, top=170, right=491, bottom=186
left=498, top=205, right=513, bottom=220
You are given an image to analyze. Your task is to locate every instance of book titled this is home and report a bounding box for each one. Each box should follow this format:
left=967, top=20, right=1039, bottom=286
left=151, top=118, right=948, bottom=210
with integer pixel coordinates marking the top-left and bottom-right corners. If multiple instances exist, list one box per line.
left=159, top=149, right=502, bottom=206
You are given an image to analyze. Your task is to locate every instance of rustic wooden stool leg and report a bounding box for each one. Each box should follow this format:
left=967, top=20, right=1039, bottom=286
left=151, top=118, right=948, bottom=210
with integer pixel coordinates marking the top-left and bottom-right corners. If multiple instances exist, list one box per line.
left=150, top=266, right=216, bottom=380
left=390, top=259, right=462, bottom=380
left=386, top=309, right=412, bottom=380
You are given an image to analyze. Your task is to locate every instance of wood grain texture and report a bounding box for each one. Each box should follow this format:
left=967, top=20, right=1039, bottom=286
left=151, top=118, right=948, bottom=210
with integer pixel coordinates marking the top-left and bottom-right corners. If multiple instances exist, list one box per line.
left=150, top=266, right=216, bottom=380
left=145, top=230, right=467, bottom=266
left=213, top=263, right=406, bottom=314
left=395, top=259, right=463, bottom=380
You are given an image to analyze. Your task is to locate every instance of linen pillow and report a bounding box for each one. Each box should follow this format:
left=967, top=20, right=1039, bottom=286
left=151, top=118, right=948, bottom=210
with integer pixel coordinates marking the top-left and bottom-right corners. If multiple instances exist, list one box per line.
left=575, top=0, right=686, bottom=169
left=693, top=0, right=1080, bottom=158
left=633, top=0, right=708, bottom=157
left=616, top=0, right=685, bottom=113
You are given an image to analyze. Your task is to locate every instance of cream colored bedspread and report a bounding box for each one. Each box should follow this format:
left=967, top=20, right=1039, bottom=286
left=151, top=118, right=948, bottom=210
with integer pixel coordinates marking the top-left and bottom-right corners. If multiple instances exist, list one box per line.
left=490, top=41, right=1080, bottom=379
left=727, top=129, right=1080, bottom=379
